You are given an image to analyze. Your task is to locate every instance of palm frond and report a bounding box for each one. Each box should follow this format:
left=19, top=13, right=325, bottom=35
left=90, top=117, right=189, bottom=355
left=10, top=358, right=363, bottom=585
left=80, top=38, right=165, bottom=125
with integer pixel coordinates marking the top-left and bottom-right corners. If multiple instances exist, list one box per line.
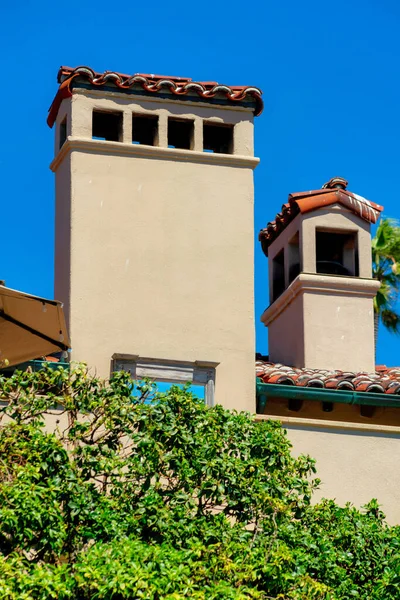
left=372, top=218, right=400, bottom=336
left=372, top=218, right=400, bottom=265
left=380, top=309, right=400, bottom=335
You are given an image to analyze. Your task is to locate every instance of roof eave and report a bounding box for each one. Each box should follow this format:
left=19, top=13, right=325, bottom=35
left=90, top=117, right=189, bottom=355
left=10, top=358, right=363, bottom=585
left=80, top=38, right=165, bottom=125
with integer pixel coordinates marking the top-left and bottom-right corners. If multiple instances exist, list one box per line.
left=256, top=381, right=400, bottom=410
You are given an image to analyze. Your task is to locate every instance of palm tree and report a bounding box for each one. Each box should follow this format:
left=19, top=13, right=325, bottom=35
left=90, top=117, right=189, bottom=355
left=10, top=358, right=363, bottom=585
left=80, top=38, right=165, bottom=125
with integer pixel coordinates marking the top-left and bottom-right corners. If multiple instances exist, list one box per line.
left=372, top=218, right=400, bottom=353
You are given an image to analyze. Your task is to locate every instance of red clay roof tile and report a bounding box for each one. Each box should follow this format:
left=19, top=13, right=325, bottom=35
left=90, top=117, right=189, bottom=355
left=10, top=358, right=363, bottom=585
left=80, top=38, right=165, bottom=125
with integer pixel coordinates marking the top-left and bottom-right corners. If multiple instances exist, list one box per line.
left=259, top=177, right=383, bottom=256
left=256, top=360, right=400, bottom=395
left=48, top=66, right=263, bottom=128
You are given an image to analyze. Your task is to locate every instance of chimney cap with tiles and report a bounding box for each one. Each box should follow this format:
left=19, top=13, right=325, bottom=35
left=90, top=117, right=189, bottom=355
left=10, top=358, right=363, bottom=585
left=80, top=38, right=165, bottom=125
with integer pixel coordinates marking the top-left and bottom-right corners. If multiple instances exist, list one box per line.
left=260, top=178, right=382, bottom=373
left=259, top=178, right=383, bottom=257
left=322, top=176, right=348, bottom=190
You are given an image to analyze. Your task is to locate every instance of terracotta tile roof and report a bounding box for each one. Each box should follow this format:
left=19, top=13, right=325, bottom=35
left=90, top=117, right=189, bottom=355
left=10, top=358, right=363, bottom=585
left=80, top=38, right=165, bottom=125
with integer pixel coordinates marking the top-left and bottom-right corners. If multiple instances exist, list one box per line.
left=256, top=360, right=400, bottom=395
left=259, top=177, right=383, bottom=256
left=44, top=355, right=59, bottom=362
left=48, top=66, right=263, bottom=128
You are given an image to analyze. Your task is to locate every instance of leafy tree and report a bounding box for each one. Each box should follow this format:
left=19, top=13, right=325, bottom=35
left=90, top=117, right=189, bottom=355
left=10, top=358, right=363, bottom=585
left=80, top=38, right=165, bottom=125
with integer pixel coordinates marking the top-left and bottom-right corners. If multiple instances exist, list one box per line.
left=372, top=217, right=400, bottom=347
left=0, top=364, right=399, bottom=599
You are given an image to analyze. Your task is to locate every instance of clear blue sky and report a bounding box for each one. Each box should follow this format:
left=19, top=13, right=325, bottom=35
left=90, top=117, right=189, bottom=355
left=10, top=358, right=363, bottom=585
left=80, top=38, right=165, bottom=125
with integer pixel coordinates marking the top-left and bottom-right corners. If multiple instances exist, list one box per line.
left=1, top=0, right=400, bottom=366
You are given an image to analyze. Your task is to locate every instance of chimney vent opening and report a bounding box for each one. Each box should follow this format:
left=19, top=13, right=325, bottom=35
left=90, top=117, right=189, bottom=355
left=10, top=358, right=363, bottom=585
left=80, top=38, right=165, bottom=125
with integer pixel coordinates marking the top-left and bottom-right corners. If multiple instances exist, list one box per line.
left=316, top=229, right=358, bottom=277
left=168, top=118, right=194, bottom=150
left=92, top=110, right=123, bottom=142
left=203, top=122, right=234, bottom=154
left=288, top=231, right=301, bottom=284
left=272, top=249, right=285, bottom=302
left=132, top=113, right=159, bottom=146
left=59, top=116, right=67, bottom=149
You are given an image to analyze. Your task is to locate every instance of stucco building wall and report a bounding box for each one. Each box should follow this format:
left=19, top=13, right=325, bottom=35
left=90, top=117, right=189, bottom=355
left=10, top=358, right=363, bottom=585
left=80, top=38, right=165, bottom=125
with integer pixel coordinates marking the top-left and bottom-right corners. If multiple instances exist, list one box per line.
left=52, top=91, right=258, bottom=411
left=288, top=424, right=400, bottom=524
left=259, top=398, right=400, bottom=523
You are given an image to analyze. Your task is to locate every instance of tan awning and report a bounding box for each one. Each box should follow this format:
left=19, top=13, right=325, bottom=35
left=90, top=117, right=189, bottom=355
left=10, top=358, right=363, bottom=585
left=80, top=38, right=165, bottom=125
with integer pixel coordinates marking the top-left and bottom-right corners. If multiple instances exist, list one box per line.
left=0, top=286, right=70, bottom=368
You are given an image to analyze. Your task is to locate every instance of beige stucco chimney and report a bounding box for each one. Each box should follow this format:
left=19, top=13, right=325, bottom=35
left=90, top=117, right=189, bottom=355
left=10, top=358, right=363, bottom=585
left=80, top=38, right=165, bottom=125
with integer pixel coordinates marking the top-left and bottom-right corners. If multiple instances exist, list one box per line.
left=259, top=177, right=383, bottom=373
left=49, top=66, right=263, bottom=412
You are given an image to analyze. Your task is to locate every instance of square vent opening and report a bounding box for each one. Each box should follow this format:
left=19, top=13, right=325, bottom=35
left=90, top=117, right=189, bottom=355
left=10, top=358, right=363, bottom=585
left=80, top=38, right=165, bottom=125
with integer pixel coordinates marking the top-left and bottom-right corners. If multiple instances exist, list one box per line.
left=92, top=110, right=123, bottom=142
left=132, top=114, right=158, bottom=146
left=168, top=118, right=194, bottom=150
left=203, top=122, right=234, bottom=154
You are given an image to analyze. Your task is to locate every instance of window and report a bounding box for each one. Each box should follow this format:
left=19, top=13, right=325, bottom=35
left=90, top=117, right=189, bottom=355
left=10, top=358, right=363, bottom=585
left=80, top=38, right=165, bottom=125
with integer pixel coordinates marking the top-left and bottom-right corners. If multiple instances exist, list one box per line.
left=203, top=122, right=234, bottom=154
left=132, top=113, right=158, bottom=146
left=272, top=249, right=285, bottom=302
left=92, top=110, right=123, bottom=142
left=112, top=355, right=217, bottom=406
left=316, top=230, right=358, bottom=276
left=288, top=231, right=300, bottom=284
left=59, top=117, right=67, bottom=149
left=168, top=118, right=194, bottom=150
left=156, top=380, right=205, bottom=398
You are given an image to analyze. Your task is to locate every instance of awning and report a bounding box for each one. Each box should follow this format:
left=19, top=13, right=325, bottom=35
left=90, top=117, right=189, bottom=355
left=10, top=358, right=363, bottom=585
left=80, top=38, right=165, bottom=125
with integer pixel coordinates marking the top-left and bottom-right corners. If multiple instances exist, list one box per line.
left=0, top=286, right=70, bottom=368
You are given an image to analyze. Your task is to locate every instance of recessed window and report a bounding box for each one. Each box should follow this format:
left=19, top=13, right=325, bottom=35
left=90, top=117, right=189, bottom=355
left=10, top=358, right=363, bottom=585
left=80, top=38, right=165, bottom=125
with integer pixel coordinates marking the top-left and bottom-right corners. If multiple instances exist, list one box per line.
left=288, top=231, right=300, bottom=284
left=131, top=380, right=206, bottom=403
left=132, top=113, right=158, bottom=146
left=316, top=230, right=358, bottom=276
left=168, top=118, right=194, bottom=150
left=92, top=110, right=123, bottom=142
left=59, top=117, right=67, bottom=149
left=203, top=122, right=234, bottom=154
left=272, top=249, right=285, bottom=302
left=112, top=354, right=217, bottom=406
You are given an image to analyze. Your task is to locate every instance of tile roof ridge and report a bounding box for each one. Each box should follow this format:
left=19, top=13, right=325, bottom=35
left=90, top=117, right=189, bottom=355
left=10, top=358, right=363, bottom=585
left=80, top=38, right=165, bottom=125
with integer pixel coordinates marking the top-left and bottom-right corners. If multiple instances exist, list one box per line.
left=259, top=178, right=383, bottom=254
left=48, top=65, right=263, bottom=128
left=256, top=359, right=400, bottom=395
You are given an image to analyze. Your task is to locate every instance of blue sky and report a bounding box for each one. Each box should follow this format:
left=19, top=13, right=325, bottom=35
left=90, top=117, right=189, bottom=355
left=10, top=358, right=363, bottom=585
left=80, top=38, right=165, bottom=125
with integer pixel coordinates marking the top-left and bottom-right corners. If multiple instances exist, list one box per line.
left=1, top=0, right=400, bottom=366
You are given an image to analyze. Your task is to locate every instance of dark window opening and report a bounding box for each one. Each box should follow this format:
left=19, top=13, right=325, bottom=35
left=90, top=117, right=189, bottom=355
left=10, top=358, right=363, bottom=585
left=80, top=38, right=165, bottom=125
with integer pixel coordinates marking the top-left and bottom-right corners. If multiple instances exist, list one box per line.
left=272, top=249, right=285, bottom=302
left=203, top=122, right=234, bottom=154
left=288, top=231, right=301, bottom=284
left=92, top=110, right=123, bottom=142
left=316, top=230, right=358, bottom=276
left=168, top=118, right=194, bottom=150
left=59, top=117, right=67, bottom=149
left=132, top=114, right=158, bottom=146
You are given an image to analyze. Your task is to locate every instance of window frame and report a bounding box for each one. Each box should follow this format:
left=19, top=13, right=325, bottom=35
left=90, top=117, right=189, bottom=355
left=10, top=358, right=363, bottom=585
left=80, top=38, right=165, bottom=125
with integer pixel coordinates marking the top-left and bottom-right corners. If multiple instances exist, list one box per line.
left=112, top=354, right=218, bottom=406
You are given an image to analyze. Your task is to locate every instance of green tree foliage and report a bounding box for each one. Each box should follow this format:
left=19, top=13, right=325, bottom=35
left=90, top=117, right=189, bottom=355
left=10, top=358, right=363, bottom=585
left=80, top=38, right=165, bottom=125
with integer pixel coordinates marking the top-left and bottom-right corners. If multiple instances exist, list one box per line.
left=0, top=365, right=399, bottom=599
left=372, top=217, right=400, bottom=338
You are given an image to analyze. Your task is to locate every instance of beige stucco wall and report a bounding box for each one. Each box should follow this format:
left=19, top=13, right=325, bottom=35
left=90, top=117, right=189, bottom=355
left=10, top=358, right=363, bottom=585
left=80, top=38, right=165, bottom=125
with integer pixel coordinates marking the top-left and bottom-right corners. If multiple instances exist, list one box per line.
left=54, top=145, right=71, bottom=327
left=52, top=90, right=257, bottom=411
left=302, top=283, right=377, bottom=371
left=262, top=273, right=379, bottom=371
left=259, top=400, right=400, bottom=523
left=288, top=424, right=400, bottom=524
left=267, top=292, right=305, bottom=367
